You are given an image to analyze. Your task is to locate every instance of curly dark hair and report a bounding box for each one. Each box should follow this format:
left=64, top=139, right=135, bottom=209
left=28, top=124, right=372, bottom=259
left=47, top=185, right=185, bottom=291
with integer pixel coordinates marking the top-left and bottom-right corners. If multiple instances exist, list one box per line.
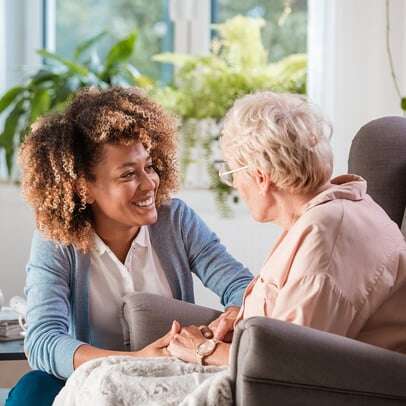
left=19, top=87, right=179, bottom=251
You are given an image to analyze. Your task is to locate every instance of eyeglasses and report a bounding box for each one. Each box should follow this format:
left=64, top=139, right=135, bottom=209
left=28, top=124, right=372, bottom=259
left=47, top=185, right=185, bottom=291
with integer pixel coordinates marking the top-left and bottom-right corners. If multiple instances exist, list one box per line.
left=218, top=161, right=249, bottom=187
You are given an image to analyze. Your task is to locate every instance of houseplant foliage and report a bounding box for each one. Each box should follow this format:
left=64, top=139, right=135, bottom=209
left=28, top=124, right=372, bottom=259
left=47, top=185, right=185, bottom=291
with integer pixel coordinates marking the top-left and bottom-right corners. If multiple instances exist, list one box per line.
left=0, top=31, right=149, bottom=178
left=152, top=16, right=307, bottom=212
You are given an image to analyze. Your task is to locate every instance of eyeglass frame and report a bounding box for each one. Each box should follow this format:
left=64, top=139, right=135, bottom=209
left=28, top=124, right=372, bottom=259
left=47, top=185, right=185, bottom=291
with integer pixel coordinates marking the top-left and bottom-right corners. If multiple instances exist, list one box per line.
left=217, top=161, right=249, bottom=187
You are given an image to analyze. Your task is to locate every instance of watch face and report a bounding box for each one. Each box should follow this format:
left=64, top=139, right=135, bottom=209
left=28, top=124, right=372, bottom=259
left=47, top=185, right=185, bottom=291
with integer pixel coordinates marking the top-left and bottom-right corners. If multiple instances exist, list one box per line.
left=197, top=339, right=216, bottom=356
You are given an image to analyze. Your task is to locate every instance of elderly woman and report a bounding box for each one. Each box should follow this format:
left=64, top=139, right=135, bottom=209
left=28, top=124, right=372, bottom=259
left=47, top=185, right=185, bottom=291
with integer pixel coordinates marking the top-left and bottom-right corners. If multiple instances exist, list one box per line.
left=167, top=91, right=406, bottom=366
left=5, top=87, right=253, bottom=406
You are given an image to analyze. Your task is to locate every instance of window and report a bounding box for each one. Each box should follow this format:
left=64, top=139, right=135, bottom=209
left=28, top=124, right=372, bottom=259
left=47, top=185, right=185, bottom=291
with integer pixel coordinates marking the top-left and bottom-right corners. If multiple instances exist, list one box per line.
left=55, top=0, right=172, bottom=81
left=53, top=1, right=307, bottom=82
left=214, top=0, right=307, bottom=61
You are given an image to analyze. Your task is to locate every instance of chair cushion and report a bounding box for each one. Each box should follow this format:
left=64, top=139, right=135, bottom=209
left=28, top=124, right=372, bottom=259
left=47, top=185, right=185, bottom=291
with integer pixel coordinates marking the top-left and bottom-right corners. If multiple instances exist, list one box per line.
left=231, top=318, right=406, bottom=406
left=122, top=292, right=222, bottom=351
left=348, top=116, right=406, bottom=228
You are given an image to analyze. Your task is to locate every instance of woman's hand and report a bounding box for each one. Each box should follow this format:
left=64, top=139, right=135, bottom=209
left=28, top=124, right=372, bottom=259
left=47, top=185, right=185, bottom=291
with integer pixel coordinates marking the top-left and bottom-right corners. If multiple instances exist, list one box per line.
left=167, top=325, right=205, bottom=363
left=137, top=320, right=181, bottom=357
left=209, top=306, right=240, bottom=342
left=167, top=325, right=231, bottom=366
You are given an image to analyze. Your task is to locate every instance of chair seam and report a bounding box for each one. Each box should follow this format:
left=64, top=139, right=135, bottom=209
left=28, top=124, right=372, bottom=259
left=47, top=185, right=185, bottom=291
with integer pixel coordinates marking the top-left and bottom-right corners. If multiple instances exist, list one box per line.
left=242, top=376, right=406, bottom=400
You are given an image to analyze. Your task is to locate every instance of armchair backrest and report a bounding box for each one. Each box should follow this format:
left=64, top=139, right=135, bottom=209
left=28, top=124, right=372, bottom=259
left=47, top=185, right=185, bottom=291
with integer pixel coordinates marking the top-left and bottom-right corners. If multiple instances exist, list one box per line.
left=348, top=116, right=406, bottom=228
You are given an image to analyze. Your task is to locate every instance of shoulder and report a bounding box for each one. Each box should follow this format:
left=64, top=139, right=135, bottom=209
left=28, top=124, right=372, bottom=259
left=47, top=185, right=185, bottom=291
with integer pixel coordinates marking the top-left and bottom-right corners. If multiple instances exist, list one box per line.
left=157, top=197, right=188, bottom=217
left=277, top=204, right=345, bottom=283
left=152, top=198, right=215, bottom=244
left=29, top=229, right=77, bottom=269
left=301, top=200, right=344, bottom=234
left=289, top=202, right=344, bottom=257
left=31, top=229, right=66, bottom=255
left=155, top=198, right=199, bottom=227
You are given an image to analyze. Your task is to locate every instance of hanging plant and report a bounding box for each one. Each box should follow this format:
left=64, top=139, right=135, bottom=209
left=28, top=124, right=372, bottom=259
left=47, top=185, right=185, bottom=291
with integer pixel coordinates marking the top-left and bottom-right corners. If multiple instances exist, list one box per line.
left=151, top=15, right=307, bottom=214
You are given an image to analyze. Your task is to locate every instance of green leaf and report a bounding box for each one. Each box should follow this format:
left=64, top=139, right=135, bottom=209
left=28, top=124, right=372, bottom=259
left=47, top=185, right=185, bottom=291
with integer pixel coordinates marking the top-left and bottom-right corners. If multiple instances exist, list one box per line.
left=105, top=31, right=137, bottom=70
left=37, top=49, right=89, bottom=76
left=153, top=53, right=192, bottom=67
left=30, top=89, right=51, bottom=122
left=29, top=69, right=59, bottom=86
left=88, top=50, right=103, bottom=74
left=401, top=97, right=406, bottom=112
left=123, top=63, right=140, bottom=78
left=0, top=99, right=25, bottom=176
left=0, top=86, right=25, bottom=114
left=74, top=31, right=107, bottom=59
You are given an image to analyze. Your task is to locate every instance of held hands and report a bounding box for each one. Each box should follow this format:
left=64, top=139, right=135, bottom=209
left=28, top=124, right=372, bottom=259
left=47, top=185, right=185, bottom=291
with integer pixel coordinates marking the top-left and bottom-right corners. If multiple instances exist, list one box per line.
left=167, top=325, right=206, bottom=363
left=137, top=320, right=181, bottom=357
left=167, top=324, right=230, bottom=366
left=138, top=306, right=240, bottom=362
left=166, top=305, right=240, bottom=364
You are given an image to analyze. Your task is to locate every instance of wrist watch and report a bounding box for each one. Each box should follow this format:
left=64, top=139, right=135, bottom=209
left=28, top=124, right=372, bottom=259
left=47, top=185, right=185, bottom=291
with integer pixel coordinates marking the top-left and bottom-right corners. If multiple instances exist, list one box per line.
left=196, top=338, right=219, bottom=365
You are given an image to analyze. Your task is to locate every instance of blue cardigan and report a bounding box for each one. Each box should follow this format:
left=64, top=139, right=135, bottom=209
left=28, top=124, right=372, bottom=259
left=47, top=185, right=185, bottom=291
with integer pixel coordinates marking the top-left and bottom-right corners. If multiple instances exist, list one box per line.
left=24, top=198, right=253, bottom=379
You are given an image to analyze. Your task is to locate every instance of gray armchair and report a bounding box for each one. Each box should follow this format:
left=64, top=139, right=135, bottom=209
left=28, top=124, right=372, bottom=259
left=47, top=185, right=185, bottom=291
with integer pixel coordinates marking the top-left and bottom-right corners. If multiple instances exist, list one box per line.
left=123, top=116, right=406, bottom=405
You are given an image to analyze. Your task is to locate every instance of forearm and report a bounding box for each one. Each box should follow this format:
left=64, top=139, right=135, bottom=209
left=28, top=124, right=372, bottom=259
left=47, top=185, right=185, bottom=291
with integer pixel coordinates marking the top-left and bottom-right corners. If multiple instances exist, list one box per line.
left=73, top=344, right=142, bottom=370
left=205, top=342, right=231, bottom=366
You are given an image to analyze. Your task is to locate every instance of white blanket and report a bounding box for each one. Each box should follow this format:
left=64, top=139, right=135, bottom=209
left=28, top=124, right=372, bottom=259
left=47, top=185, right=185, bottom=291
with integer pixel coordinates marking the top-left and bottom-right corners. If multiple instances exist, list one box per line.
left=53, top=356, right=232, bottom=406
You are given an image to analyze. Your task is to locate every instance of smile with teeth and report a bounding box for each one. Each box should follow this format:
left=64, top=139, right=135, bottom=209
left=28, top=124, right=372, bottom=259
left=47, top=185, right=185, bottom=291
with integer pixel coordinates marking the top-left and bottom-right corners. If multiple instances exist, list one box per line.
left=134, top=196, right=154, bottom=208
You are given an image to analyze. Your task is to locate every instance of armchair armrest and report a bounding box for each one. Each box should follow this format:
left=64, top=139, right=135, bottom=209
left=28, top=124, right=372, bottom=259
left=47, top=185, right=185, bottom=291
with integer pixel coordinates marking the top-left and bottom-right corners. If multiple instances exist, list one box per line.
left=230, top=317, right=406, bottom=406
left=122, top=293, right=222, bottom=351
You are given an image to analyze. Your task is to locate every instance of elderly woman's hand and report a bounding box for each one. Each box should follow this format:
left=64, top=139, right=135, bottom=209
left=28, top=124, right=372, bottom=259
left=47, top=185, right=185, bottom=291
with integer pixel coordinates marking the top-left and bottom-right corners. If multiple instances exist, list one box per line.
left=167, top=325, right=205, bottom=363
left=208, top=306, right=240, bottom=342
left=168, top=325, right=231, bottom=366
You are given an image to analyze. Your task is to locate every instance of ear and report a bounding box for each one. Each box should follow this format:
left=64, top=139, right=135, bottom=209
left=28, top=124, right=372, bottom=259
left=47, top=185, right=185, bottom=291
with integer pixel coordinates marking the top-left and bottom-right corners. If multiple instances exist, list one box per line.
left=252, top=168, right=273, bottom=196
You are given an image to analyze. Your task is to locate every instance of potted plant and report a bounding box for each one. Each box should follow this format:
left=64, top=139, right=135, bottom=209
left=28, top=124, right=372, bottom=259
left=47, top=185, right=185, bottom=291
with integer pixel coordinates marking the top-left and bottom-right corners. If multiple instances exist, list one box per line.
left=151, top=16, right=307, bottom=213
left=0, top=30, right=150, bottom=180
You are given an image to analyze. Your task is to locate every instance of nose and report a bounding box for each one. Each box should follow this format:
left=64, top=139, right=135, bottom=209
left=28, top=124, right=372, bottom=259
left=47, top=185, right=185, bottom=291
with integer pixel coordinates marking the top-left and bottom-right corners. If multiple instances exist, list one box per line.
left=139, top=171, right=157, bottom=191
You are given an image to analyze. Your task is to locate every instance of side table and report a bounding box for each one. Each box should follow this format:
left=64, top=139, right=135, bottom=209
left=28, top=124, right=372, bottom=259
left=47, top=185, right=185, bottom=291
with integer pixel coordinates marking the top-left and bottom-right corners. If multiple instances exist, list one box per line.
left=0, top=340, right=26, bottom=405
left=0, top=340, right=25, bottom=361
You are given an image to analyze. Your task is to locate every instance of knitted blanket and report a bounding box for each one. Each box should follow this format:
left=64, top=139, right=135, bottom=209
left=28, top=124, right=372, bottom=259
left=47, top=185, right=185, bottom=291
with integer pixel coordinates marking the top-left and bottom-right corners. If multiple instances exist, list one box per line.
left=53, top=356, right=232, bottom=406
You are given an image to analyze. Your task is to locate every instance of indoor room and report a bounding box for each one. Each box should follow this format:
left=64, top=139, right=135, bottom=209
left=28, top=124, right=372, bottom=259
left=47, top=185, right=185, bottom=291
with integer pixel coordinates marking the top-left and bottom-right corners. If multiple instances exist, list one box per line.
left=0, top=0, right=405, bottom=405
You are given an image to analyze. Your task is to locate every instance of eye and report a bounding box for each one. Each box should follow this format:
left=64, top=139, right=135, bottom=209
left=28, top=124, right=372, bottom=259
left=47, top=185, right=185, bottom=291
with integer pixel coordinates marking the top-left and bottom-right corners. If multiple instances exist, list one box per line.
left=145, top=162, right=156, bottom=173
left=120, top=171, right=136, bottom=179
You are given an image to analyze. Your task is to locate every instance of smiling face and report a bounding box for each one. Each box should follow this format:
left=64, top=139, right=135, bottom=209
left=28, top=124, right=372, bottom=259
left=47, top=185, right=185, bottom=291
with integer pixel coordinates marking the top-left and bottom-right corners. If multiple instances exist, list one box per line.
left=86, top=141, right=160, bottom=234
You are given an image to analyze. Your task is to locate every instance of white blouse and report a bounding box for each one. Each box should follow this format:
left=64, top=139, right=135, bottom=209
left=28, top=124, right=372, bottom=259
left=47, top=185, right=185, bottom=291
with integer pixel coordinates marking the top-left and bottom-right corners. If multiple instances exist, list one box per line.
left=88, top=226, right=173, bottom=350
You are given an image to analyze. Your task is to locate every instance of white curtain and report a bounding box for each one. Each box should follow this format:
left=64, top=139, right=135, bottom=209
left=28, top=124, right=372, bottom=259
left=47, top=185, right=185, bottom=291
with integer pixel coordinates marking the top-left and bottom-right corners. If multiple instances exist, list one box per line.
left=307, top=0, right=406, bottom=175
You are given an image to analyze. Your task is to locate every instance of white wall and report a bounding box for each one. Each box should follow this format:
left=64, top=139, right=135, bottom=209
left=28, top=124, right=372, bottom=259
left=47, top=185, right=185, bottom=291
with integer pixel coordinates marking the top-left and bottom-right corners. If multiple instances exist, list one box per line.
left=308, top=0, right=406, bottom=175
left=0, top=184, right=35, bottom=302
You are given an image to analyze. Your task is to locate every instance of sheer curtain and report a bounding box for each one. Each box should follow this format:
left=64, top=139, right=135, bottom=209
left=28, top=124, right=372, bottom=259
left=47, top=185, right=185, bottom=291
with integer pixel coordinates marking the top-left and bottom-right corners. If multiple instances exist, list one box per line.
left=307, top=0, right=406, bottom=175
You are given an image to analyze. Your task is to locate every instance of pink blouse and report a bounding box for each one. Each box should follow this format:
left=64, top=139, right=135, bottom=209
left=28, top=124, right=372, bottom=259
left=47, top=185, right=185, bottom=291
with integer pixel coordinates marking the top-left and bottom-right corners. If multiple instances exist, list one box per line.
left=236, top=175, right=406, bottom=353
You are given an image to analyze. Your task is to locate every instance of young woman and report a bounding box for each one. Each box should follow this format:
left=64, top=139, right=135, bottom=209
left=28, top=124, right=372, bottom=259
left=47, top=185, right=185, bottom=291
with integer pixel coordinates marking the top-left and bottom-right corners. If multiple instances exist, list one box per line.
left=5, top=87, right=253, bottom=405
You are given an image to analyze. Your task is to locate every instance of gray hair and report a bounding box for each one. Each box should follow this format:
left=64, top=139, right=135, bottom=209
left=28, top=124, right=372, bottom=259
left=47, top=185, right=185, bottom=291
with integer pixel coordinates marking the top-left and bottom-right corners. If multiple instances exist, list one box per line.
left=220, top=91, right=333, bottom=194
